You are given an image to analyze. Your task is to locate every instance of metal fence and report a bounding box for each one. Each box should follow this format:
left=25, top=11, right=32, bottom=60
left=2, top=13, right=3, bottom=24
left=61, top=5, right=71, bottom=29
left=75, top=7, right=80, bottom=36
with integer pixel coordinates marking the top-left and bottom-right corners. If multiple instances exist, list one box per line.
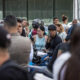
left=0, top=0, right=73, bottom=22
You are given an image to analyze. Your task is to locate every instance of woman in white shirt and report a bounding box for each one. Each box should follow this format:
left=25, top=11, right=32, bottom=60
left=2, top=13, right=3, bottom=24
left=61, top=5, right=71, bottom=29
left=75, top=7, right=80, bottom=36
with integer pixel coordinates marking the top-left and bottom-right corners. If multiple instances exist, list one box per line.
left=56, top=24, right=67, bottom=42
left=62, top=15, right=69, bottom=32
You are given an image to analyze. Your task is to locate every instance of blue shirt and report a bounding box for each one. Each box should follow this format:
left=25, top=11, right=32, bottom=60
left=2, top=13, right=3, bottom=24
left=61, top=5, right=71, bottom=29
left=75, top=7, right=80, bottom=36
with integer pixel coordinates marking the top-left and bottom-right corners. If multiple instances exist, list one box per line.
left=35, top=35, right=46, bottom=51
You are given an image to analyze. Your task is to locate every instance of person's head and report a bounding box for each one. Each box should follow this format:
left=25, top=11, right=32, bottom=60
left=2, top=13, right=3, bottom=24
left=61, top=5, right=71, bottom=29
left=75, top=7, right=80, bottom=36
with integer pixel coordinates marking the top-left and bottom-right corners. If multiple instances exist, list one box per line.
left=56, top=24, right=64, bottom=33
left=53, top=17, right=59, bottom=25
left=4, top=15, right=17, bottom=33
left=37, top=25, right=45, bottom=38
left=72, top=19, right=78, bottom=25
left=40, top=20, right=44, bottom=26
left=48, top=25, right=57, bottom=38
left=25, top=21, right=29, bottom=31
left=62, top=26, right=80, bottom=80
left=70, top=26, right=80, bottom=53
left=32, top=21, right=39, bottom=30
left=22, top=19, right=28, bottom=27
left=0, top=26, right=11, bottom=65
left=62, top=15, right=68, bottom=24
left=64, top=23, right=78, bottom=43
left=17, top=18, right=23, bottom=34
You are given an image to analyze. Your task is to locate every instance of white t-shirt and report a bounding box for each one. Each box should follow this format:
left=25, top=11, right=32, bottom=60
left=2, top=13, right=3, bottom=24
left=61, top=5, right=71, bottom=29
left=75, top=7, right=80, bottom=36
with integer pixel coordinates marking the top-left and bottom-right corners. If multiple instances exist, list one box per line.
left=53, top=52, right=71, bottom=80
left=57, top=32, right=67, bottom=41
left=62, top=24, right=68, bottom=31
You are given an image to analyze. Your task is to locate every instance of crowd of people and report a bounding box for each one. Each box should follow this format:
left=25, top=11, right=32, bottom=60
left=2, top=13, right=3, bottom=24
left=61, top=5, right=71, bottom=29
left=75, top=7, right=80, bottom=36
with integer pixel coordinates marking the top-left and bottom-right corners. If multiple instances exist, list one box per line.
left=0, top=15, right=80, bottom=80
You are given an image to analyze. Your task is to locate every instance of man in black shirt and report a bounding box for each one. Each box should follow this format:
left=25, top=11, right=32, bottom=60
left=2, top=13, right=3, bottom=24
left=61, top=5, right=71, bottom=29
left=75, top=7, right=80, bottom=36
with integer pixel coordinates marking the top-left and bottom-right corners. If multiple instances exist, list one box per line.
left=46, top=24, right=62, bottom=56
left=47, top=35, right=70, bottom=72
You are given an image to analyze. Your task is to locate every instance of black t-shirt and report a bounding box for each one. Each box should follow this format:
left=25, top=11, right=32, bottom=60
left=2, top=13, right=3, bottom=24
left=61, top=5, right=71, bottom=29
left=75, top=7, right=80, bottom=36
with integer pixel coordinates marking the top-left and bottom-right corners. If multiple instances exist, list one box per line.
left=0, top=60, right=29, bottom=80
left=47, top=42, right=70, bottom=72
left=46, top=34, right=62, bottom=50
left=46, top=34, right=62, bottom=56
left=21, top=28, right=26, bottom=37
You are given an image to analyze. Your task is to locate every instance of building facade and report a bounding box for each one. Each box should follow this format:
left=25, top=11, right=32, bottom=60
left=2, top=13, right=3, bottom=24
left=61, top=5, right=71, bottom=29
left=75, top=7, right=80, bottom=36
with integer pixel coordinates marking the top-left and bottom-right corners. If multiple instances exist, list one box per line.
left=0, top=0, right=79, bottom=22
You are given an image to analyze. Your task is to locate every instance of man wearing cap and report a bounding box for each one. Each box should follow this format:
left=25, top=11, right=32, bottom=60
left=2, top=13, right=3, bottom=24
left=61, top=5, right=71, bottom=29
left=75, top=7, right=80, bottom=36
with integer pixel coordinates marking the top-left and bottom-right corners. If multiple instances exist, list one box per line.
left=46, top=24, right=62, bottom=57
left=4, top=15, right=31, bottom=66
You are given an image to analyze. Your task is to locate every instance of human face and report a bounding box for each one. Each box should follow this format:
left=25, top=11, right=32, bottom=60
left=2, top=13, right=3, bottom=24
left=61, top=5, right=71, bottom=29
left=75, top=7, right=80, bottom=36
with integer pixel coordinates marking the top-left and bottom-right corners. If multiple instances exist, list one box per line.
left=49, top=30, right=56, bottom=37
left=72, top=20, right=78, bottom=24
left=37, top=28, right=44, bottom=38
left=17, top=22, right=22, bottom=34
left=53, top=19, right=59, bottom=25
left=22, top=20, right=27, bottom=27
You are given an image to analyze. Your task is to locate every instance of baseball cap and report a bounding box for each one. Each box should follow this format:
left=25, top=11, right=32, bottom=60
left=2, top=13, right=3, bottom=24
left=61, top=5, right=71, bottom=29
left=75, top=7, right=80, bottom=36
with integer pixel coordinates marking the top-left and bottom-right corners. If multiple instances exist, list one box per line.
left=48, top=25, right=56, bottom=30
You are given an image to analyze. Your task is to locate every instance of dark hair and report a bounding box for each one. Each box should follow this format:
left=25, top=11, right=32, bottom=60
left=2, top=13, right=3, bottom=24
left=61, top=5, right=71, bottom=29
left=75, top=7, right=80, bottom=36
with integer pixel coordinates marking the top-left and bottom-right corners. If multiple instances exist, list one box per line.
left=0, top=26, right=11, bottom=49
left=53, top=17, right=58, bottom=20
left=17, top=18, right=22, bottom=23
left=38, top=25, right=45, bottom=35
left=4, top=15, right=17, bottom=27
left=70, top=26, right=80, bottom=53
left=62, top=26, right=80, bottom=80
left=39, top=25, right=45, bottom=31
left=32, top=21, right=39, bottom=29
left=62, top=15, right=68, bottom=22
left=48, top=25, right=56, bottom=30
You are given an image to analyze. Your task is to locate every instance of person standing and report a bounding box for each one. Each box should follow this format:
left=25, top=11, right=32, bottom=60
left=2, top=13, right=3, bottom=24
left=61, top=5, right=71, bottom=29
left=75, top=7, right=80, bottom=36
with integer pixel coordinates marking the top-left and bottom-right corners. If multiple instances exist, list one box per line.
left=53, top=17, right=59, bottom=26
left=62, top=15, right=68, bottom=32
left=4, top=15, right=31, bottom=65
left=0, top=27, right=29, bottom=80
left=56, top=24, right=67, bottom=42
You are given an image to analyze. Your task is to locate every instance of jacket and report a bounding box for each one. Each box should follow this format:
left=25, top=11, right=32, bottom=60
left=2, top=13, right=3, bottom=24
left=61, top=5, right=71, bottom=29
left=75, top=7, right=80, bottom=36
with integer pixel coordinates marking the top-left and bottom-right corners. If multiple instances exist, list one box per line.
left=9, top=33, right=31, bottom=65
